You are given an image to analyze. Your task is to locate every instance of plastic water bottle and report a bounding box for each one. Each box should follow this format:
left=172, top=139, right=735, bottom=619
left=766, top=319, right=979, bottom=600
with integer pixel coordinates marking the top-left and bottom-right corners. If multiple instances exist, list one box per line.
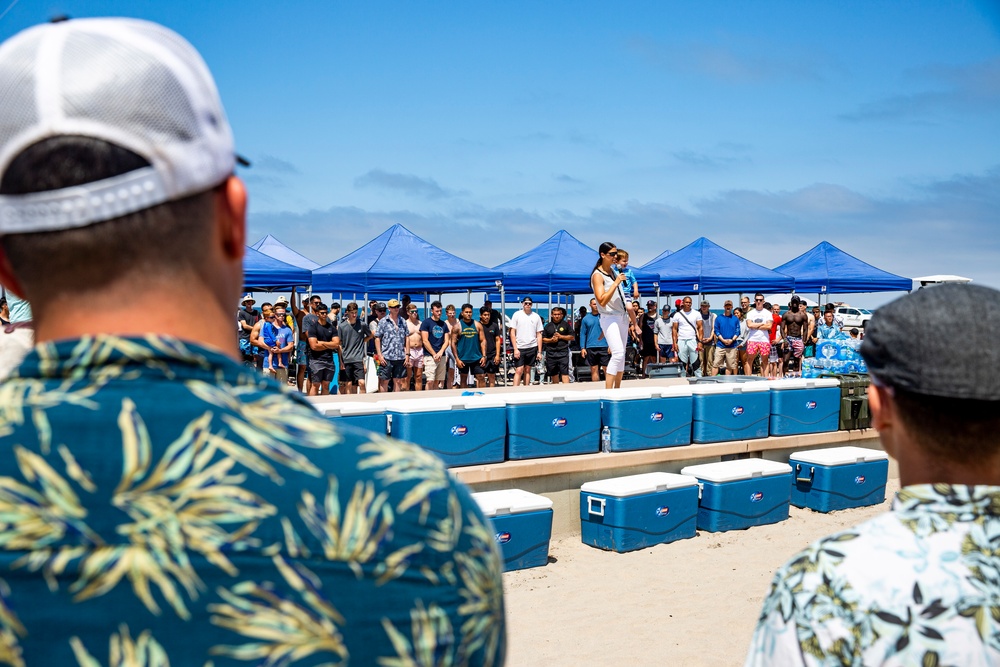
left=601, top=426, right=611, bottom=453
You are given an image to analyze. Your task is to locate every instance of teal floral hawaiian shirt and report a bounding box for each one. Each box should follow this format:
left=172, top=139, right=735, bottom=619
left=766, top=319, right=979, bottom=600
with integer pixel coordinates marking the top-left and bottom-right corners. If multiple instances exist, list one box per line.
left=746, top=484, right=1000, bottom=666
left=0, top=335, right=505, bottom=666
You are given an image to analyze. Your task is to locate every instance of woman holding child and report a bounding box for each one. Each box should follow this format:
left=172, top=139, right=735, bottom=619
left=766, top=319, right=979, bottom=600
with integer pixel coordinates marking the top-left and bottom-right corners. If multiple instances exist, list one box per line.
left=590, top=241, right=630, bottom=389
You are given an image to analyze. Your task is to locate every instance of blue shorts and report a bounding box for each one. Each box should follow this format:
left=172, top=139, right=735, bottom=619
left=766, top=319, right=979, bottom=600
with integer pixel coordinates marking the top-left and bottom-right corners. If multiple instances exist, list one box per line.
left=296, top=340, right=307, bottom=365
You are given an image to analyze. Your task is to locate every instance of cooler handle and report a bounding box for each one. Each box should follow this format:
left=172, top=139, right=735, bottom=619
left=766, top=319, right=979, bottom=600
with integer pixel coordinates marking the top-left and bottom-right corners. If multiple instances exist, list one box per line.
left=587, top=496, right=606, bottom=517
left=795, top=463, right=815, bottom=484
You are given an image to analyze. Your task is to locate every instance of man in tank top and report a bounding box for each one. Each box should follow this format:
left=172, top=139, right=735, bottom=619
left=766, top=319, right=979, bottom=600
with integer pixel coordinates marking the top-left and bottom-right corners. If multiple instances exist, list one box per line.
left=452, top=303, right=487, bottom=389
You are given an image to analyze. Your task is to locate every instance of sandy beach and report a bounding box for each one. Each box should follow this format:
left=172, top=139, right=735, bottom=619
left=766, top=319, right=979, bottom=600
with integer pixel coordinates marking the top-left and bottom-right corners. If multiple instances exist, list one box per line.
left=502, top=477, right=900, bottom=666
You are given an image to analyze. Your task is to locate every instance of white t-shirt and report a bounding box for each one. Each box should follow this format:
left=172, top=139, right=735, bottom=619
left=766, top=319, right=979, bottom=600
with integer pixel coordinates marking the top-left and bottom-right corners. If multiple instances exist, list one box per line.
left=745, top=307, right=772, bottom=343
left=654, top=317, right=673, bottom=345
left=510, top=310, right=543, bottom=349
left=671, top=310, right=699, bottom=341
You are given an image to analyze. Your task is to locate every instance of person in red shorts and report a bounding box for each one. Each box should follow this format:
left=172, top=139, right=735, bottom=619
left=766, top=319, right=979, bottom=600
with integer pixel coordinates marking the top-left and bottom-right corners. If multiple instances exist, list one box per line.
left=744, top=292, right=773, bottom=376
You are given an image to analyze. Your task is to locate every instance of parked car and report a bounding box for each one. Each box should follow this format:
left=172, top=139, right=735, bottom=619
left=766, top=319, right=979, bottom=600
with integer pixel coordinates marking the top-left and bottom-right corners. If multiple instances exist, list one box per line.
left=835, top=306, right=872, bottom=329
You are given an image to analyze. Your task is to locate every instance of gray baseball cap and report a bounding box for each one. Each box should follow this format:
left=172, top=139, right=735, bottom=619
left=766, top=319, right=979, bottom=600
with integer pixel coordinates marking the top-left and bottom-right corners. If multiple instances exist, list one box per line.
left=861, top=284, right=1000, bottom=400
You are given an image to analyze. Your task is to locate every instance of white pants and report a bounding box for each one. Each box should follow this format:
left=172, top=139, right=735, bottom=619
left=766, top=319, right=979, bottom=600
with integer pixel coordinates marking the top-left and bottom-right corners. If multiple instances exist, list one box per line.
left=676, top=338, right=701, bottom=377
left=600, top=313, right=629, bottom=376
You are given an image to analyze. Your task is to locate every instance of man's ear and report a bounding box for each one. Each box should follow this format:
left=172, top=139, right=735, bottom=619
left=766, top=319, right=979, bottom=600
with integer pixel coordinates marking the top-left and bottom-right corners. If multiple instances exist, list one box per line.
left=869, top=384, right=898, bottom=458
left=217, top=175, right=247, bottom=260
left=0, top=244, right=27, bottom=301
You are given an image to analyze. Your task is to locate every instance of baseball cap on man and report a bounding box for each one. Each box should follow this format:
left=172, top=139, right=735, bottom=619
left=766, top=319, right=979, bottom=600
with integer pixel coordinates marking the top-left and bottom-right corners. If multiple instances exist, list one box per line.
left=861, top=284, right=1000, bottom=401
left=0, top=18, right=237, bottom=234
left=387, top=299, right=401, bottom=308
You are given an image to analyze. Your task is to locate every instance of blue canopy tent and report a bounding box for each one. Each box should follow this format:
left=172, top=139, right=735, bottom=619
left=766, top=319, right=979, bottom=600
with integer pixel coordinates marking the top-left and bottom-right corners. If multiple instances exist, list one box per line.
left=639, top=237, right=795, bottom=294
left=311, top=224, right=503, bottom=294
left=243, top=246, right=312, bottom=291
left=493, top=230, right=659, bottom=294
left=250, top=234, right=321, bottom=270
left=773, top=241, right=911, bottom=294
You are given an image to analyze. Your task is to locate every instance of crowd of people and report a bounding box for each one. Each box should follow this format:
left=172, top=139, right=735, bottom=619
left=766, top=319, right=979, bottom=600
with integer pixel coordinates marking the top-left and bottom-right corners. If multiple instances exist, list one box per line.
left=615, top=291, right=860, bottom=380
left=237, top=291, right=510, bottom=395
left=233, top=276, right=866, bottom=395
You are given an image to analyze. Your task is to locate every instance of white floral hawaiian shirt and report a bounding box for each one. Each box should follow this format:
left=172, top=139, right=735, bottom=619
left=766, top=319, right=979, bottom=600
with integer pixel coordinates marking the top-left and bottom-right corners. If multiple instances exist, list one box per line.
left=0, top=335, right=505, bottom=666
left=746, top=484, right=1000, bottom=666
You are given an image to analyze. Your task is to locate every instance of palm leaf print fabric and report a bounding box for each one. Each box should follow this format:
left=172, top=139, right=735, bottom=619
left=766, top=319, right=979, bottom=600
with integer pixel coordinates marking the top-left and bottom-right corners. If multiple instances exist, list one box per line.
left=0, top=335, right=505, bottom=666
left=746, top=484, right=1000, bottom=666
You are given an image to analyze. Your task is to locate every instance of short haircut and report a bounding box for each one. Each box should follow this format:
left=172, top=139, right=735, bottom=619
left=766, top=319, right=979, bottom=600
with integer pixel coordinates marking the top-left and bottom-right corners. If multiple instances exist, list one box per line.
left=552, top=306, right=566, bottom=316
left=479, top=306, right=491, bottom=315
left=262, top=302, right=272, bottom=310
left=755, top=292, right=764, bottom=300
left=331, top=302, right=341, bottom=310
left=616, top=249, right=629, bottom=259
left=763, top=302, right=772, bottom=310
left=346, top=302, right=359, bottom=311
left=461, top=303, right=473, bottom=311
left=0, top=137, right=215, bottom=302
left=430, top=300, right=443, bottom=309
left=892, top=388, right=1000, bottom=465
left=316, top=303, right=329, bottom=313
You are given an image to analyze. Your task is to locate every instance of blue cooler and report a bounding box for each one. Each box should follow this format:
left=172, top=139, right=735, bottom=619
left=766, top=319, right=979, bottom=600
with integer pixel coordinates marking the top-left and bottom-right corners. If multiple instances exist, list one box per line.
left=591, top=387, right=693, bottom=452
left=769, top=378, right=841, bottom=436
left=473, top=489, right=553, bottom=571
left=789, top=446, right=889, bottom=512
left=319, top=401, right=387, bottom=436
left=384, top=396, right=507, bottom=467
left=681, top=459, right=793, bottom=532
left=505, top=391, right=601, bottom=460
left=689, top=382, right=771, bottom=443
left=580, top=472, right=698, bottom=552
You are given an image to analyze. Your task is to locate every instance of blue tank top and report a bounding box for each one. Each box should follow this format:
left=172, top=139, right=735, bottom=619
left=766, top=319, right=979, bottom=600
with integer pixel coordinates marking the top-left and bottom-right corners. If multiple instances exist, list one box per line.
left=455, top=319, right=482, bottom=361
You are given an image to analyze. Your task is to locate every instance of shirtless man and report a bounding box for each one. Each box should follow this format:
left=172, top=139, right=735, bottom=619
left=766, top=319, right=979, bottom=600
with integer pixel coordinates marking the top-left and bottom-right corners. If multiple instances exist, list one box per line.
left=444, top=304, right=461, bottom=388
left=405, top=304, right=424, bottom=391
left=781, top=296, right=810, bottom=376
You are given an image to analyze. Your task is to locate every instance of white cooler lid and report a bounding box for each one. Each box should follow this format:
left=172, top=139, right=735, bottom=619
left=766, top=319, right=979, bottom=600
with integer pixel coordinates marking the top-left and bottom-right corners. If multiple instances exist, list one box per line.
left=380, top=396, right=505, bottom=413
left=768, top=378, right=841, bottom=390
left=598, top=386, right=693, bottom=402
left=319, top=402, right=386, bottom=417
left=503, top=390, right=596, bottom=405
left=790, top=446, right=889, bottom=466
left=688, top=382, right=771, bottom=395
left=455, top=395, right=507, bottom=409
left=473, top=489, right=553, bottom=517
left=681, top=458, right=792, bottom=482
left=581, top=472, right=697, bottom=497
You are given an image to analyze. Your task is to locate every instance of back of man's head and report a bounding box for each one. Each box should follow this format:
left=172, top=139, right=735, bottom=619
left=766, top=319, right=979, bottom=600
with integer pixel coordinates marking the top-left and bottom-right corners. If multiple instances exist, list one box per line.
left=0, top=18, right=240, bottom=309
left=861, top=284, right=1000, bottom=465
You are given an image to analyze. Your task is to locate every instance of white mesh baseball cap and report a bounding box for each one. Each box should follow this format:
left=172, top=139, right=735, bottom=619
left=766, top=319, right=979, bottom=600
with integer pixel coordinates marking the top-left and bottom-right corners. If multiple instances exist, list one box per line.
left=0, top=17, right=236, bottom=235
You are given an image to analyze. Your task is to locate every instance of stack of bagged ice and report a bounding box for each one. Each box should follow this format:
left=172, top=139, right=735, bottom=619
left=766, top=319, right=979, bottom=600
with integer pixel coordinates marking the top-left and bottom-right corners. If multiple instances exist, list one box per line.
left=802, top=337, right=867, bottom=377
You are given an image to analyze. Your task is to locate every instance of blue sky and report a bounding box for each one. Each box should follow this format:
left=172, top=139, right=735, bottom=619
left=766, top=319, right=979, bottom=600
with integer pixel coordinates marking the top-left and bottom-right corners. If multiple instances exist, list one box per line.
left=3, top=1, right=999, bottom=306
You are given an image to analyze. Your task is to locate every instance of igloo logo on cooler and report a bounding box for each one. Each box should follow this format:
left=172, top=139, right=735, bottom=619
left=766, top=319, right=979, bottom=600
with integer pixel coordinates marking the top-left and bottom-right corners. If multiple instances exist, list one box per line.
left=750, top=491, right=764, bottom=503
left=806, top=401, right=817, bottom=410
left=495, top=532, right=511, bottom=544
left=855, top=475, right=866, bottom=485
left=732, top=406, right=744, bottom=417
left=450, top=425, right=468, bottom=437
left=655, top=506, right=670, bottom=517
left=551, top=417, right=568, bottom=428
left=650, top=412, right=664, bottom=422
